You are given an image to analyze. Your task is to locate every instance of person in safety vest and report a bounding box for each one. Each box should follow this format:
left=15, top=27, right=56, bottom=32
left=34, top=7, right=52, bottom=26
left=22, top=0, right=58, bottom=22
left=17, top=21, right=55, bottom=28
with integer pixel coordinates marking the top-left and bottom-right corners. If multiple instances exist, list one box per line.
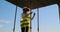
left=20, top=7, right=35, bottom=32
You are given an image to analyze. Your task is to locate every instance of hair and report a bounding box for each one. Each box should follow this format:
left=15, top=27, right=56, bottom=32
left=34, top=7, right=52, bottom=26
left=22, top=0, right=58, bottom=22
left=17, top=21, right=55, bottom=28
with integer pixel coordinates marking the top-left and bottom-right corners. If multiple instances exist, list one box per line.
left=23, top=8, right=30, bottom=13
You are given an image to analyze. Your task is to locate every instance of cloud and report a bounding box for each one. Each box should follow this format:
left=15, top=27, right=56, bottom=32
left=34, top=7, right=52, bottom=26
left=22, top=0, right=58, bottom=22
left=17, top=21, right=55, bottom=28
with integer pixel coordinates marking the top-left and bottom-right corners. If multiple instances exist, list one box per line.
left=32, top=29, right=37, bottom=32
left=4, top=20, right=10, bottom=24
left=1, top=28, right=60, bottom=32
left=0, top=20, right=11, bottom=28
left=40, top=28, right=60, bottom=32
left=0, top=20, right=11, bottom=24
left=0, top=24, right=3, bottom=28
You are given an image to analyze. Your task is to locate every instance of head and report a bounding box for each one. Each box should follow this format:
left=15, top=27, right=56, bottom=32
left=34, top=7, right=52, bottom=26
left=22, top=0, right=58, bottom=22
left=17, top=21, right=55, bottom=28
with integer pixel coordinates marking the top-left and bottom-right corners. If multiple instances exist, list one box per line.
left=23, top=8, right=31, bottom=14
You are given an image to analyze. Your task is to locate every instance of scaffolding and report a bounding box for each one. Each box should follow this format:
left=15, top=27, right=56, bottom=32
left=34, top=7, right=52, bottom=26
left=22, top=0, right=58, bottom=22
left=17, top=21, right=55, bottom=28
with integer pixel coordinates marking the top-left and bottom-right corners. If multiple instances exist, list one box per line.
left=6, top=0, right=60, bottom=32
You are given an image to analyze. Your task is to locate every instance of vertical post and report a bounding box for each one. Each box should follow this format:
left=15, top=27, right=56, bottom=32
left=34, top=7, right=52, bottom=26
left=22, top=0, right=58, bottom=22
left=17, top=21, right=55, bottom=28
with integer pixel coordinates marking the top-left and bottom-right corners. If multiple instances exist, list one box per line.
left=57, top=3, right=60, bottom=23
left=30, top=0, right=32, bottom=32
left=30, top=10, right=32, bottom=32
left=59, top=6, right=60, bottom=23
left=13, top=5, right=17, bottom=32
left=37, top=8, right=39, bottom=32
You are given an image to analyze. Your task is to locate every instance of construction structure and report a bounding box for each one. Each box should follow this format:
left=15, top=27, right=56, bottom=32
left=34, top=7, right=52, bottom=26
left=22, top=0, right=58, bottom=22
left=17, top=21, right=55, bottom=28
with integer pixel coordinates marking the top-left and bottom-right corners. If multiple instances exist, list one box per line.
left=6, top=0, right=60, bottom=32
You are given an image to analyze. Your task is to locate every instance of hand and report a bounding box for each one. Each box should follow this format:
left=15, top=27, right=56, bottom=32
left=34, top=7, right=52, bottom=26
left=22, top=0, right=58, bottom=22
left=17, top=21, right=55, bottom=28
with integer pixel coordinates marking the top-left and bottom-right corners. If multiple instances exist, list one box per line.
left=34, top=13, right=35, bottom=16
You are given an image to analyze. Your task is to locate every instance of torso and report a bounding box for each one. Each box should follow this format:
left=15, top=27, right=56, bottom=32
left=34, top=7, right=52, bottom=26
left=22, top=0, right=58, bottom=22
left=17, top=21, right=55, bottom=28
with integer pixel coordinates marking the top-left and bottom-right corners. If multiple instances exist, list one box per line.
left=20, top=13, right=31, bottom=27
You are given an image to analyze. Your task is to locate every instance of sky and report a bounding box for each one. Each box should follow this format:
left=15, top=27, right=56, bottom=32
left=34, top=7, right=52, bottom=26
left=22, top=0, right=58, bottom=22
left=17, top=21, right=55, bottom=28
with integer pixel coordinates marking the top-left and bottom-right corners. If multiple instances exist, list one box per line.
left=0, top=0, right=60, bottom=32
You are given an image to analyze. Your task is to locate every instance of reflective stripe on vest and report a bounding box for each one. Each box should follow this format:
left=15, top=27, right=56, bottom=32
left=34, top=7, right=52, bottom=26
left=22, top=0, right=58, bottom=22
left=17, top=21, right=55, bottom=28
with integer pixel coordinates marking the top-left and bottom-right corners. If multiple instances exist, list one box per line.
left=20, top=16, right=30, bottom=27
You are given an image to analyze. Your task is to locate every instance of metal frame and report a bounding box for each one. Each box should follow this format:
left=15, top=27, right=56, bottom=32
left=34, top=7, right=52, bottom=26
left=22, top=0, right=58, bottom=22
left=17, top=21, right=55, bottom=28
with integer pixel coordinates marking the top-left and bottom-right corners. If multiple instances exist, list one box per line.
left=37, top=8, right=39, bottom=32
left=13, top=5, right=18, bottom=32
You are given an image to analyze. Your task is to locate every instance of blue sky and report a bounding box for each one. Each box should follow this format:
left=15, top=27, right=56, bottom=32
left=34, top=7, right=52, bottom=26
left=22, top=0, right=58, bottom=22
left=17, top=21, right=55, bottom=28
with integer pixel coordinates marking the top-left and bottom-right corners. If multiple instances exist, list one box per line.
left=0, top=0, right=60, bottom=32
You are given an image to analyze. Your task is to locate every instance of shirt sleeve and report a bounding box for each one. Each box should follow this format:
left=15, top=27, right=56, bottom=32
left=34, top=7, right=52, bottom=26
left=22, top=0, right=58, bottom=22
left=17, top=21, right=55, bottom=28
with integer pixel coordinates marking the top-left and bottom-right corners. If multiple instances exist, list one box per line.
left=20, top=13, right=23, bottom=20
left=20, top=13, right=26, bottom=20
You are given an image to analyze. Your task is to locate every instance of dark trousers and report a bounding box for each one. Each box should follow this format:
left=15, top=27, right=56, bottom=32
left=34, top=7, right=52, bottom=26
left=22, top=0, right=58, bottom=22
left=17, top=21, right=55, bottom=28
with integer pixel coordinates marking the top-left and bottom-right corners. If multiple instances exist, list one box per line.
left=21, top=27, right=29, bottom=32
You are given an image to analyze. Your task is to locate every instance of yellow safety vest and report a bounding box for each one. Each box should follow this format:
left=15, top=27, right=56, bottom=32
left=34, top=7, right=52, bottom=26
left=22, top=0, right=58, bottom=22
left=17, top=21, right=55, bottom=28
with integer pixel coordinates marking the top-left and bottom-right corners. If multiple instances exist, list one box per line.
left=20, top=16, right=31, bottom=27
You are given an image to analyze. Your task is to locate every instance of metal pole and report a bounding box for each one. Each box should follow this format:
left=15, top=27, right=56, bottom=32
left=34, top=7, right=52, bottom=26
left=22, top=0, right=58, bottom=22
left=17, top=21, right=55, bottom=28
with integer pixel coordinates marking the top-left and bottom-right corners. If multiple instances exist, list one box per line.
left=30, top=1, right=32, bottom=32
left=59, top=6, right=60, bottom=23
left=13, top=5, right=18, bottom=32
left=37, top=8, right=39, bottom=32
left=30, top=8, right=31, bottom=32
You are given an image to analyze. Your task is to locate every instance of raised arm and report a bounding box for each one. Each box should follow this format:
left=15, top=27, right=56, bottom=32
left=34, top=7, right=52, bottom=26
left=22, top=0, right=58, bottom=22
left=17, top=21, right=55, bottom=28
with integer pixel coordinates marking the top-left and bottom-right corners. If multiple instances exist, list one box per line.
left=31, top=13, right=35, bottom=20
